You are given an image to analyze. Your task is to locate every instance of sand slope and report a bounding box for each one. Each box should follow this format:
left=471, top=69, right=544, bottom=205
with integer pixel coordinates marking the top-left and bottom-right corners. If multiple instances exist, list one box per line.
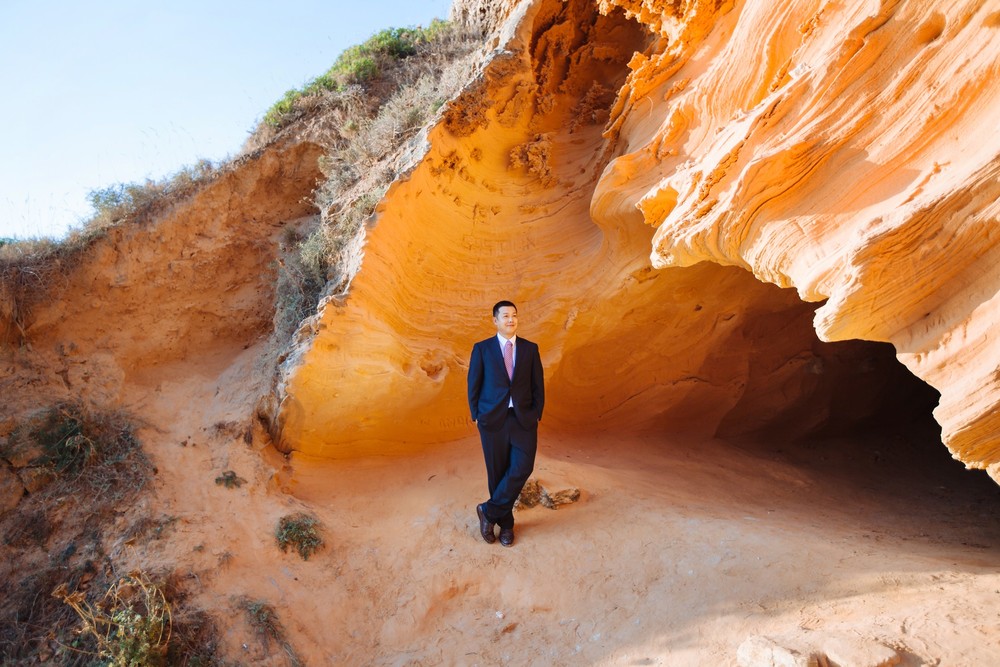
left=125, top=345, right=1000, bottom=665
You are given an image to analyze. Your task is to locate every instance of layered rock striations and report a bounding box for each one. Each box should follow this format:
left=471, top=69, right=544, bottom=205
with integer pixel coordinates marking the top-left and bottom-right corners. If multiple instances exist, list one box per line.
left=593, top=0, right=1000, bottom=478
left=275, top=0, right=929, bottom=460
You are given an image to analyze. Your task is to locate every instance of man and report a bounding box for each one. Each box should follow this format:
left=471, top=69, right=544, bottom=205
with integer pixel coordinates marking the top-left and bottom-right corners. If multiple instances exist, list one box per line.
left=467, top=300, right=545, bottom=547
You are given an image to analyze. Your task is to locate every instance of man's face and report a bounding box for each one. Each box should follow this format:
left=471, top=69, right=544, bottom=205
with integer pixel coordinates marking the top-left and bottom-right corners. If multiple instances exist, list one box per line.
left=493, top=306, right=518, bottom=338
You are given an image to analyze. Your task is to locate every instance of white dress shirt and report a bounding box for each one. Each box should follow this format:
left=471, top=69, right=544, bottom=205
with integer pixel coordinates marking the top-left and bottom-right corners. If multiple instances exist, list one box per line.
left=498, top=333, right=516, bottom=407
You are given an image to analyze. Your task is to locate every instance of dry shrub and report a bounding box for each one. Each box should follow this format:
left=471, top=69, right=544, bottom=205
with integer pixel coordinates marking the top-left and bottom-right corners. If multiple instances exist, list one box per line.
left=44, top=567, right=222, bottom=667
left=0, top=558, right=110, bottom=663
left=6, top=402, right=151, bottom=502
left=53, top=570, right=172, bottom=666
left=239, top=598, right=303, bottom=667
left=305, top=190, right=383, bottom=279
left=0, top=404, right=153, bottom=664
left=272, top=222, right=327, bottom=342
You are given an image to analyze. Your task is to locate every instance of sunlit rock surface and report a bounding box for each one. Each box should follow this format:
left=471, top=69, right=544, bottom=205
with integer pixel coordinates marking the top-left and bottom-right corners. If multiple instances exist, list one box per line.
left=594, top=0, right=1000, bottom=478
left=276, top=0, right=931, bottom=462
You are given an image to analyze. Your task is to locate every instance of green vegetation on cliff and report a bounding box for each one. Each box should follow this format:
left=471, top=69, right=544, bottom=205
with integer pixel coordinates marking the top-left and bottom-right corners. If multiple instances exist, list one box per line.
left=264, top=20, right=453, bottom=128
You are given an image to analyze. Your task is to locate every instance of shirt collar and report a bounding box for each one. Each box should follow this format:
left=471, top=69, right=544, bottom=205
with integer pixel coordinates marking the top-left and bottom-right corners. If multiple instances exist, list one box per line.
left=497, top=333, right=516, bottom=346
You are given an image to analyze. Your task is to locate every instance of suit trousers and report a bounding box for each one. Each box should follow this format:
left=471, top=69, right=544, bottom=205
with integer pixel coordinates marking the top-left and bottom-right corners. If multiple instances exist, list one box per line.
left=480, top=408, right=537, bottom=529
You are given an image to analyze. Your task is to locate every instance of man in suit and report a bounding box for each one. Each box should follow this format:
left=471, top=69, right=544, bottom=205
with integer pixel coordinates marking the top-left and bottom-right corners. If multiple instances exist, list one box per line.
left=467, top=300, right=545, bottom=547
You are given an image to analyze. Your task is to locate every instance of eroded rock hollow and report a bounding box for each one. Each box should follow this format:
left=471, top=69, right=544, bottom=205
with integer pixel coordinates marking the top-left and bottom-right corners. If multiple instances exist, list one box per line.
left=273, top=0, right=977, bottom=473
left=596, top=0, right=1000, bottom=478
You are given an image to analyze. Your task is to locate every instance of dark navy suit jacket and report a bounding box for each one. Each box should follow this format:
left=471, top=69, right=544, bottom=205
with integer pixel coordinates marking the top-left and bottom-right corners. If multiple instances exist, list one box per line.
left=467, top=336, right=545, bottom=431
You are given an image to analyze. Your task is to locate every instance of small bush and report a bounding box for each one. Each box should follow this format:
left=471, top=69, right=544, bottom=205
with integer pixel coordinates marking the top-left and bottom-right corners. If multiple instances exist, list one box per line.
left=214, top=470, right=245, bottom=489
left=328, top=50, right=378, bottom=85
left=295, top=187, right=384, bottom=294
left=296, top=229, right=332, bottom=288
left=275, top=513, right=324, bottom=560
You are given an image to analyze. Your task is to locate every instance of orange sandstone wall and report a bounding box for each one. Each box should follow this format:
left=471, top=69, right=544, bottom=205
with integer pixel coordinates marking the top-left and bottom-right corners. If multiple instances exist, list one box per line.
left=275, top=0, right=914, bottom=459
left=594, top=0, right=1000, bottom=479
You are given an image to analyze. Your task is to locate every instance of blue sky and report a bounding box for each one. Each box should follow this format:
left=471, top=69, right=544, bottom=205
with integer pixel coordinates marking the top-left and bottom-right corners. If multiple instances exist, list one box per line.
left=0, top=0, right=453, bottom=240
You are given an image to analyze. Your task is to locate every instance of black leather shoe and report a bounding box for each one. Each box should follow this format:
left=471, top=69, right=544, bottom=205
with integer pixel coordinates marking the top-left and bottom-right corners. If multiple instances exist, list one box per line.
left=499, top=527, right=514, bottom=547
left=477, top=503, right=496, bottom=544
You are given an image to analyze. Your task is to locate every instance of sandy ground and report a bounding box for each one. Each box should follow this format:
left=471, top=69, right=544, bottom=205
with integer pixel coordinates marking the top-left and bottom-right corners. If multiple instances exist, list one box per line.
left=117, top=346, right=1000, bottom=666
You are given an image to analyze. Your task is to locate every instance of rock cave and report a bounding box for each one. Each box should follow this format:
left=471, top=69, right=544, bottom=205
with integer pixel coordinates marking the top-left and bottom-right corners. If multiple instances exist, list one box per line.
left=3, top=0, right=999, bottom=663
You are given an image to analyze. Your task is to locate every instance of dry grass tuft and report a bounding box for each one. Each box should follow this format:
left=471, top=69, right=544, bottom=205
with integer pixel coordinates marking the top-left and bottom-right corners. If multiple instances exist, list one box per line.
left=0, top=558, right=110, bottom=663
left=84, top=159, right=218, bottom=233
left=239, top=598, right=303, bottom=667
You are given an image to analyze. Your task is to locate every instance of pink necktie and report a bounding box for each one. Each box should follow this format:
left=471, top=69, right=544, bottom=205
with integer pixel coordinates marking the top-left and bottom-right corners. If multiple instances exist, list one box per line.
left=503, top=340, right=514, bottom=380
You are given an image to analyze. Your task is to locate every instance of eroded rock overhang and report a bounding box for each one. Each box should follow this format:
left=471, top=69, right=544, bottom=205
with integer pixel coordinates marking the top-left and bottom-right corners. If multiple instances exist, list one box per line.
left=275, top=0, right=932, bottom=462
left=594, top=0, right=1000, bottom=479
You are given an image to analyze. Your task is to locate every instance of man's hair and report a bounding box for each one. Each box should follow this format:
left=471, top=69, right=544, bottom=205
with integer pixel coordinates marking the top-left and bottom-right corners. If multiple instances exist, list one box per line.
left=493, top=300, right=517, bottom=318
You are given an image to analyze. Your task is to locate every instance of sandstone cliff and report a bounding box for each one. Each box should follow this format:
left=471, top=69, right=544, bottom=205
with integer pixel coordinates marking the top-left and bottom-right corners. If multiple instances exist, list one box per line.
left=3, top=2, right=999, bottom=664
left=2, top=141, right=323, bottom=414
left=274, top=0, right=993, bottom=480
